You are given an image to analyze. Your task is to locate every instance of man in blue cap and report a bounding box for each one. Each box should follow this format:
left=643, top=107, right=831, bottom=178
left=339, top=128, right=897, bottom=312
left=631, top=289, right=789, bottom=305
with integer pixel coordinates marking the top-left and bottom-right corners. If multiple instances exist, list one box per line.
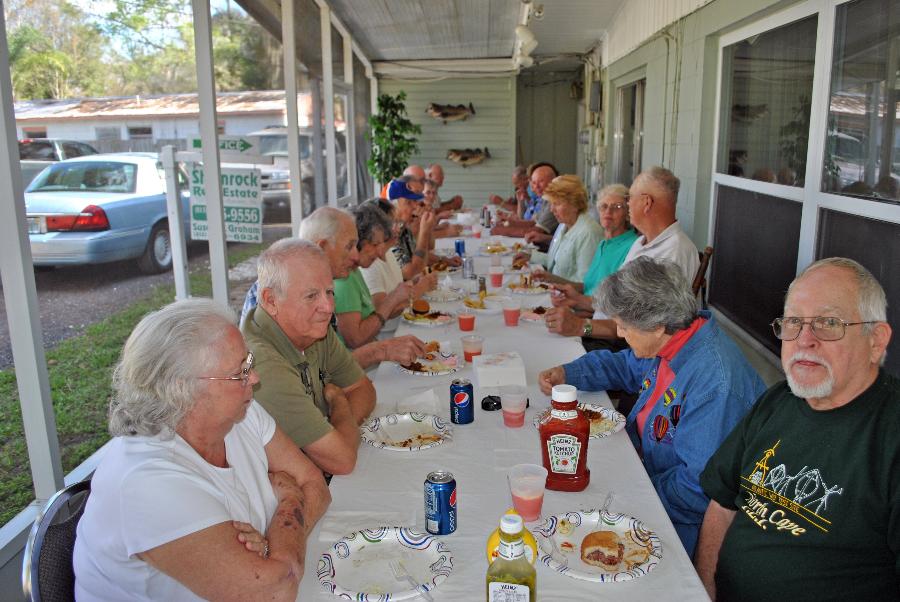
left=387, top=178, right=459, bottom=280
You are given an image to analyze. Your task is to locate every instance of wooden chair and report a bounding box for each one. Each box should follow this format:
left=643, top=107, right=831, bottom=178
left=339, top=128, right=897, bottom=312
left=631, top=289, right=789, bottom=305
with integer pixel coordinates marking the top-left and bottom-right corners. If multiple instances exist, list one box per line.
left=22, top=479, right=91, bottom=602
left=692, top=246, right=714, bottom=308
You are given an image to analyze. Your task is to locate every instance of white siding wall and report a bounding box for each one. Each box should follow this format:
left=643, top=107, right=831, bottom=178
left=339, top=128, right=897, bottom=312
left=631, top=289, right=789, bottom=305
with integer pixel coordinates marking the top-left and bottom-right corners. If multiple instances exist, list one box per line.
left=605, top=0, right=715, bottom=66
left=16, top=114, right=283, bottom=143
left=379, top=76, right=516, bottom=207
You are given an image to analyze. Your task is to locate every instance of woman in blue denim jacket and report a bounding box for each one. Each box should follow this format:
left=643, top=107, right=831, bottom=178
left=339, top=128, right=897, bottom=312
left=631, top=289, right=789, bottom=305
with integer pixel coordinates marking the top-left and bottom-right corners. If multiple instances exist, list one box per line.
left=539, top=256, right=766, bottom=557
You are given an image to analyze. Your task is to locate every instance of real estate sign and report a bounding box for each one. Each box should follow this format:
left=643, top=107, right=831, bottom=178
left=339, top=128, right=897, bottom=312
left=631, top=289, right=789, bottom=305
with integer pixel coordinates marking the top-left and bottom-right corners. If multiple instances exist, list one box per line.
left=188, top=164, right=263, bottom=243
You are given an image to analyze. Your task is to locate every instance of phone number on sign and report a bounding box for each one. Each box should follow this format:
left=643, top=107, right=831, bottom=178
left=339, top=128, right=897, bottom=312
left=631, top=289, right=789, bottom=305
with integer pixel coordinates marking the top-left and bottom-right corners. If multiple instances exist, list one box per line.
left=224, top=207, right=261, bottom=223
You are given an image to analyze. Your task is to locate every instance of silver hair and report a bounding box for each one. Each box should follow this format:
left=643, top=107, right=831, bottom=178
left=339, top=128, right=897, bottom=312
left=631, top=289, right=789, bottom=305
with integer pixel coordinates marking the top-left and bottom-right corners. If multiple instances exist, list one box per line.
left=790, top=257, right=888, bottom=334
left=257, top=238, right=326, bottom=296
left=595, top=256, right=699, bottom=334
left=109, top=298, right=236, bottom=437
left=640, top=166, right=680, bottom=204
left=298, top=206, right=353, bottom=243
left=598, top=183, right=629, bottom=200
left=351, top=202, right=392, bottom=248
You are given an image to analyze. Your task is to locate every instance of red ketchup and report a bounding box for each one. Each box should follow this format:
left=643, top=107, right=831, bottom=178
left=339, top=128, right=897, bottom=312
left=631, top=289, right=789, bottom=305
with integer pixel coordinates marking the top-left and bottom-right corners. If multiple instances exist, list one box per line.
left=539, top=384, right=590, bottom=492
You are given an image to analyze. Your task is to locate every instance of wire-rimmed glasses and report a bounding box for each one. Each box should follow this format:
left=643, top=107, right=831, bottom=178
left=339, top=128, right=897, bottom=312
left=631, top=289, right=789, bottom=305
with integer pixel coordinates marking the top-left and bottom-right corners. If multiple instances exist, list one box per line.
left=770, top=317, right=877, bottom=341
left=198, top=351, right=255, bottom=386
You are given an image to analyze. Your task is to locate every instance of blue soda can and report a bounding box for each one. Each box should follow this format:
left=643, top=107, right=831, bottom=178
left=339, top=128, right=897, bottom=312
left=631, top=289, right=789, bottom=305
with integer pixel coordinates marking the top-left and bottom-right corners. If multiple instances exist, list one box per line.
left=425, top=470, right=457, bottom=535
left=450, top=378, right=475, bottom=424
left=454, top=238, right=466, bottom=257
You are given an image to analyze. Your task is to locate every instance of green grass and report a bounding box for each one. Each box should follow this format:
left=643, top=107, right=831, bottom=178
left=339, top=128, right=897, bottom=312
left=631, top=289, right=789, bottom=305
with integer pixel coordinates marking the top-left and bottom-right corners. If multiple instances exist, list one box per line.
left=0, top=242, right=268, bottom=526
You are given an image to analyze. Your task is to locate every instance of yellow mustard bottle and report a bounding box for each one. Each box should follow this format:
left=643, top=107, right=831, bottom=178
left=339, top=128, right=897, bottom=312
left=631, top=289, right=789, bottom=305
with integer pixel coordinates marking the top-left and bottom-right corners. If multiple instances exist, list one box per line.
left=485, top=514, right=536, bottom=602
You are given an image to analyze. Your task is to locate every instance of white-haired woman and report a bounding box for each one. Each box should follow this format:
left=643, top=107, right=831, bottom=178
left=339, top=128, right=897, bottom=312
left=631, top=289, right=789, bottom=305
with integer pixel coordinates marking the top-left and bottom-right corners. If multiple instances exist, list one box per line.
left=513, top=175, right=603, bottom=282
left=74, top=298, right=330, bottom=601
left=538, top=257, right=765, bottom=558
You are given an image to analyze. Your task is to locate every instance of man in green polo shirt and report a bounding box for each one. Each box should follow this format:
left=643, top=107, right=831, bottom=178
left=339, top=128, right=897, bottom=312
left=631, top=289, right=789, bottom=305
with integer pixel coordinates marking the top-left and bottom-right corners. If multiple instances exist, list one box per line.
left=242, top=239, right=376, bottom=476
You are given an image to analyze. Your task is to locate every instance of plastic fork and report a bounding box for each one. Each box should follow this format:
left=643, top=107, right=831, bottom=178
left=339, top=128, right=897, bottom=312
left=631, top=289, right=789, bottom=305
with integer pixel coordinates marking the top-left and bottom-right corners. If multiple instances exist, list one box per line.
left=389, top=560, right=433, bottom=602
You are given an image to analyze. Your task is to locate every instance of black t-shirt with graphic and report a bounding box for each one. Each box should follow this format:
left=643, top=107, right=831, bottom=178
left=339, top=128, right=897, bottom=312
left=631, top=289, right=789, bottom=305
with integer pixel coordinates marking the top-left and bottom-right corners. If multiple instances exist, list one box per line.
left=700, top=370, right=900, bottom=601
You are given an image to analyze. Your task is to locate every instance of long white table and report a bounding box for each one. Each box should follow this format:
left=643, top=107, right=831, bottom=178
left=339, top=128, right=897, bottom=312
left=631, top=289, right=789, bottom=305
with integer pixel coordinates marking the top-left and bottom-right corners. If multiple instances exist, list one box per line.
left=298, top=235, right=708, bottom=600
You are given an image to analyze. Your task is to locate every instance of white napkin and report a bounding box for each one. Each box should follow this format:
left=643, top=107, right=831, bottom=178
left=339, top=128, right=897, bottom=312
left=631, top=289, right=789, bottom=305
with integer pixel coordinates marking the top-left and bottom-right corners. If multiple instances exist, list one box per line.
left=395, top=387, right=442, bottom=415
left=318, top=511, right=413, bottom=543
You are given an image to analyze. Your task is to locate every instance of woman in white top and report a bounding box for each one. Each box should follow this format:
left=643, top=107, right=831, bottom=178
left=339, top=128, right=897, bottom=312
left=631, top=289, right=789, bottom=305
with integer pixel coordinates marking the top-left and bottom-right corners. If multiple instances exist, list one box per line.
left=515, top=175, right=603, bottom=282
left=73, top=298, right=331, bottom=601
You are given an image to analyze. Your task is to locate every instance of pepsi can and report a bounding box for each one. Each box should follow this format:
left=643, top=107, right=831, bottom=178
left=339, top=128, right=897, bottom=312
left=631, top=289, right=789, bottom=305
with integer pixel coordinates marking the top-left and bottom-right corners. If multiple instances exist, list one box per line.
left=450, top=378, right=475, bottom=424
left=425, top=471, right=457, bottom=535
left=454, top=238, right=466, bottom=257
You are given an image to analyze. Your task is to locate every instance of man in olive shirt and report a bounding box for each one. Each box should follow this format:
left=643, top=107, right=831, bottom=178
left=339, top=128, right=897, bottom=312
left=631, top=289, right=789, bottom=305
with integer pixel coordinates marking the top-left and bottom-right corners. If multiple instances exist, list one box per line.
left=695, top=258, right=897, bottom=600
left=242, top=239, right=376, bottom=476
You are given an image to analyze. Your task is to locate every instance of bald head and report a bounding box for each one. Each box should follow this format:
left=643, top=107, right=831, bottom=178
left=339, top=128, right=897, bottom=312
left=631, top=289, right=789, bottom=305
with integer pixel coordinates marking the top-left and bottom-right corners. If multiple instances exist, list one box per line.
left=426, top=163, right=445, bottom=187
left=530, top=165, right=556, bottom=197
left=403, top=165, right=426, bottom=193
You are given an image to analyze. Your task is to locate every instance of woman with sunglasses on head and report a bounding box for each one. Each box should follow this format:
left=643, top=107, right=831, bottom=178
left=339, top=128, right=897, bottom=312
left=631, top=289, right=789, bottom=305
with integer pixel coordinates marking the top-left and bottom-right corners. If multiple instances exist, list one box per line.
left=74, top=298, right=330, bottom=601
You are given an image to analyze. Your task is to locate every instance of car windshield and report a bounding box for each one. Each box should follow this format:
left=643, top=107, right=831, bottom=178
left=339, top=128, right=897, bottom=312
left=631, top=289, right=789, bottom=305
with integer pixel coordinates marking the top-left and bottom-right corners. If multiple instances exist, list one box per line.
left=19, top=140, right=56, bottom=160
left=28, top=161, right=138, bottom=193
left=257, top=134, right=311, bottom=160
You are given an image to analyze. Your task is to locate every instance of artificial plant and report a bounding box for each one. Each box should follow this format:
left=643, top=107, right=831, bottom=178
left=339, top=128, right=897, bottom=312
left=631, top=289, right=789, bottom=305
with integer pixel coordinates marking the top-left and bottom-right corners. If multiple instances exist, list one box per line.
left=366, top=91, right=421, bottom=186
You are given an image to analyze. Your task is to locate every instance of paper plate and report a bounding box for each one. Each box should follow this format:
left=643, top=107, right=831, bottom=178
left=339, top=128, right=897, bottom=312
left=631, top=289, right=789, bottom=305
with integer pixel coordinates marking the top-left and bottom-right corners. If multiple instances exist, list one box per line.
left=360, top=413, right=453, bottom=451
left=533, top=404, right=626, bottom=439
left=402, top=311, right=454, bottom=327
left=507, top=283, right=551, bottom=295
left=461, top=294, right=510, bottom=314
left=521, top=306, right=549, bottom=323
left=479, top=244, right=511, bottom=256
left=533, top=510, right=662, bottom=583
left=397, top=352, right=460, bottom=376
left=318, top=526, right=454, bottom=600
left=424, top=288, right=465, bottom=302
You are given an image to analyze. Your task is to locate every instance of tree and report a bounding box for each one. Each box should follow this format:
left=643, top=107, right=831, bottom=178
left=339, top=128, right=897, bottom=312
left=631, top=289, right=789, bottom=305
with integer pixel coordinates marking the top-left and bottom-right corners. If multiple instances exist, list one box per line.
left=367, top=92, right=421, bottom=186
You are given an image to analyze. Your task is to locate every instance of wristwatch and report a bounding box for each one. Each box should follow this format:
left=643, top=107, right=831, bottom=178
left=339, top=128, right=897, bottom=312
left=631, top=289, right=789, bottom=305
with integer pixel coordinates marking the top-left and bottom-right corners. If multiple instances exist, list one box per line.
left=581, top=319, right=593, bottom=337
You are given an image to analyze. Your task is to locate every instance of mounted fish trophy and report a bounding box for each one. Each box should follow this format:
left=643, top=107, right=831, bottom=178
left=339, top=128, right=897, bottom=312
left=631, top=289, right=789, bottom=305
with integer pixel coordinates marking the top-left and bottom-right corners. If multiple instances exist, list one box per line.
left=446, top=147, right=490, bottom=168
left=426, top=102, right=476, bottom=124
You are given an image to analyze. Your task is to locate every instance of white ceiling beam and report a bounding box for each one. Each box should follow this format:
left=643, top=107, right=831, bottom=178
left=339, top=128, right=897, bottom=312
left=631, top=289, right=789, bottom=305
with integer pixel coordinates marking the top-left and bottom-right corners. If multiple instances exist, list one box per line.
left=373, top=58, right=516, bottom=79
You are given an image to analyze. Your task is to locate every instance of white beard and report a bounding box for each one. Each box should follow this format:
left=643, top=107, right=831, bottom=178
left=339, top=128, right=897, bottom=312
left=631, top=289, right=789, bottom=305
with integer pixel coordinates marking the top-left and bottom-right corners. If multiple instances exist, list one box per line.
left=785, top=351, right=835, bottom=399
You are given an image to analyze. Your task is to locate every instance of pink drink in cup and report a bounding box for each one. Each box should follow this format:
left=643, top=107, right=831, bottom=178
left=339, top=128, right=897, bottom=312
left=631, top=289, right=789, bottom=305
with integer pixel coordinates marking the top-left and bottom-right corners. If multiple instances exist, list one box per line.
left=503, top=299, right=521, bottom=327
left=461, top=335, right=484, bottom=362
left=500, top=385, right=527, bottom=427
left=509, top=463, right=548, bottom=522
left=458, top=310, right=475, bottom=331
left=489, top=266, right=504, bottom=288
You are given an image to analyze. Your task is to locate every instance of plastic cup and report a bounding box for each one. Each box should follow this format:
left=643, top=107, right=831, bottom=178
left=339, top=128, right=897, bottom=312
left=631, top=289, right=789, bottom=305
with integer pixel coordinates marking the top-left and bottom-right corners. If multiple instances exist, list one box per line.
left=458, top=309, right=476, bottom=332
left=472, top=223, right=483, bottom=238
left=490, top=255, right=502, bottom=267
left=500, top=385, right=528, bottom=427
left=503, top=298, right=521, bottom=327
left=461, top=334, right=484, bottom=362
left=489, top=266, right=504, bottom=288
left=508, top=464, right=548, bottom=521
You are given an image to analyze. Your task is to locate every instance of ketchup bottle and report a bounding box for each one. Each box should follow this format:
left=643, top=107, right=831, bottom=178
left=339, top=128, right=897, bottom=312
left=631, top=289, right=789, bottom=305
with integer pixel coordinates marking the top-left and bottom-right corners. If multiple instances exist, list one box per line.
left=539, top=384, right=590, bottom=492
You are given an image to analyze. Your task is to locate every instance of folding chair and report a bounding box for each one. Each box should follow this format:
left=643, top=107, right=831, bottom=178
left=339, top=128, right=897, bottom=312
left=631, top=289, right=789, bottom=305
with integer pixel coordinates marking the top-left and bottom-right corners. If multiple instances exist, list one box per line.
left=22, top=479, right=91, bottom=602
left=692, top=246, right=714, bottom=309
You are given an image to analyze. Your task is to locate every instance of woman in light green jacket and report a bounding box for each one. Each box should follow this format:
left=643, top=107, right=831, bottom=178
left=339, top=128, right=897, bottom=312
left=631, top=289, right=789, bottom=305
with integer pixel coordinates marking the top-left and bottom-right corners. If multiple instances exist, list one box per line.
left=516, top=175, right=603, bottom=282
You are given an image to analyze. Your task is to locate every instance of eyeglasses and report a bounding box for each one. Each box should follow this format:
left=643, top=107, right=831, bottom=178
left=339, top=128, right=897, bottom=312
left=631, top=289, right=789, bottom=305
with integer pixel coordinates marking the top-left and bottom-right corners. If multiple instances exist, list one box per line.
left=198, top=351, right=255, bottom=386
left=598, top=202, right=626, bottom=212
left=770, top=317, right=878, bottom=341
left=623, top=192, right=649, bottom=202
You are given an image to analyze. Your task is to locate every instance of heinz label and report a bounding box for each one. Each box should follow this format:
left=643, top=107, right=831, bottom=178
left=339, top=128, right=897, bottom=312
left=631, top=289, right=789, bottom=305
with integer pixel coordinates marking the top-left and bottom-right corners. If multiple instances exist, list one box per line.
left=546, top=434, right=581, bottom=474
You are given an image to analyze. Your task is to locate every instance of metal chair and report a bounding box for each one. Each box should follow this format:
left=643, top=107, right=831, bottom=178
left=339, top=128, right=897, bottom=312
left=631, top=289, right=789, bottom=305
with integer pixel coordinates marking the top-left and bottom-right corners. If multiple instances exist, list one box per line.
left=22, top=479, right=91, bottom=602
left=692, top=246, right=714, bottom=309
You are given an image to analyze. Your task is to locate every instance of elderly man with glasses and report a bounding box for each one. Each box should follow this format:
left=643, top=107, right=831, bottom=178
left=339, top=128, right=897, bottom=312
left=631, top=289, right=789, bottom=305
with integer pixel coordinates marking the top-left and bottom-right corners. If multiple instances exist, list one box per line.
left=696, top=257, right=898, bottom=601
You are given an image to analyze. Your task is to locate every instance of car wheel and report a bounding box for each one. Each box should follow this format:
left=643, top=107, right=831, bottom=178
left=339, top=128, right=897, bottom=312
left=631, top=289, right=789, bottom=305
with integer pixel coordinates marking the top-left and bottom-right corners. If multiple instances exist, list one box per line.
left=138, top=221, right=172, bottom=274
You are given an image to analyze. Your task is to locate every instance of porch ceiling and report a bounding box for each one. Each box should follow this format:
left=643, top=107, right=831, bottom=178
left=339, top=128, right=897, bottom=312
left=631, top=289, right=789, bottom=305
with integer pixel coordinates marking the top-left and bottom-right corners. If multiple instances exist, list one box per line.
left=236, top=0, right=622, bottom=74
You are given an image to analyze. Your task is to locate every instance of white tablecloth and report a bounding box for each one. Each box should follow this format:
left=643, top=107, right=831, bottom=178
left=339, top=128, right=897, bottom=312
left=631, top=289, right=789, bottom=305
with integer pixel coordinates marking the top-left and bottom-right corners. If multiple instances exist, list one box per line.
left=297, top=235, right=708, bottom=601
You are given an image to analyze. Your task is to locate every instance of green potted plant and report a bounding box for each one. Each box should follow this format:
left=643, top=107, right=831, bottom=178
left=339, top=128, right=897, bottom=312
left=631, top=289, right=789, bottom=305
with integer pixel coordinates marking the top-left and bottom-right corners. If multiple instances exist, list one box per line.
left=367, top=91, right=421, bottom=188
